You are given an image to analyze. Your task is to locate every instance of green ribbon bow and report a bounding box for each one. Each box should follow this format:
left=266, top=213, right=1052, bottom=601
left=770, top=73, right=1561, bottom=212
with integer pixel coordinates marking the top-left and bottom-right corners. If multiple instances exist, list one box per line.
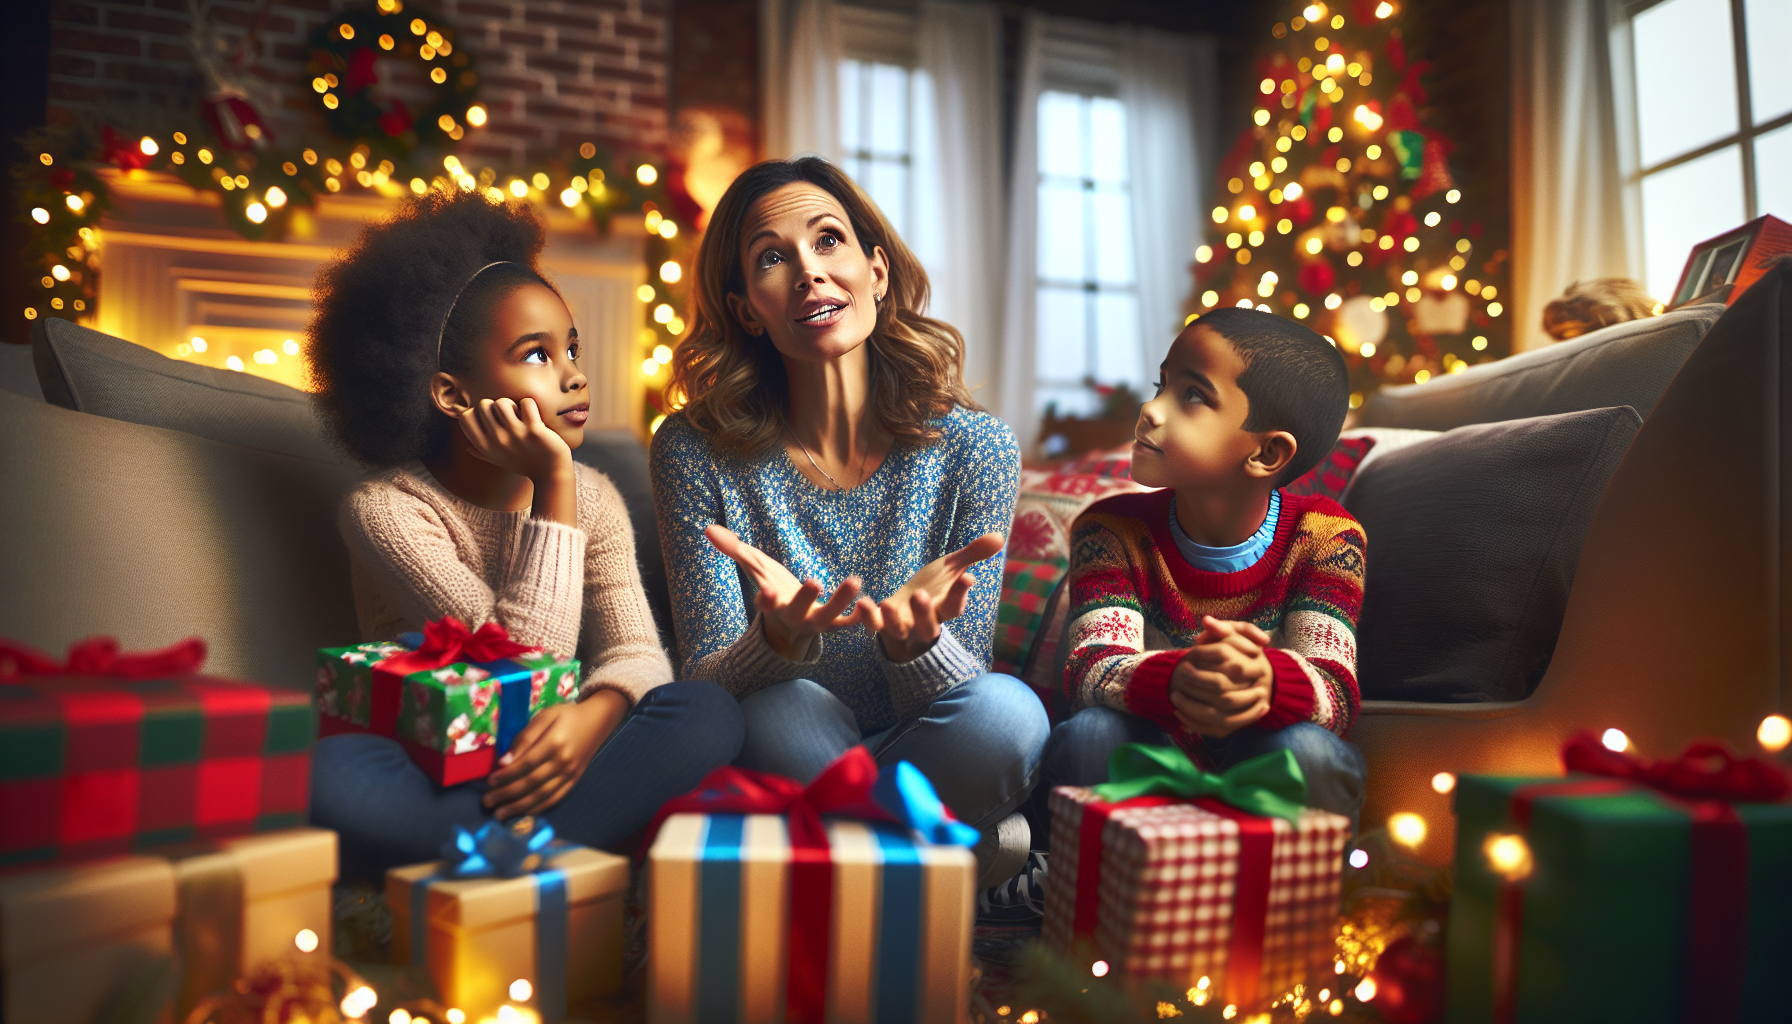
left=1089, top=743, right=1310, bottom=823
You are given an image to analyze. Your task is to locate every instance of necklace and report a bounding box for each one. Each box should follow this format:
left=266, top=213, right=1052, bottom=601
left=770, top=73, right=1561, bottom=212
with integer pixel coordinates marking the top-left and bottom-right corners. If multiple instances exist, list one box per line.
left=787, top=424, right=863, bottom=492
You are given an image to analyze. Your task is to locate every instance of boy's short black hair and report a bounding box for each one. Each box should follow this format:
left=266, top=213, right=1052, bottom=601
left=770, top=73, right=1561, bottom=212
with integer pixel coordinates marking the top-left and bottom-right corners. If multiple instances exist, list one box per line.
left=1192, top=307, right=1350, bottom=487
left=308, top=190, right=554, bottom=467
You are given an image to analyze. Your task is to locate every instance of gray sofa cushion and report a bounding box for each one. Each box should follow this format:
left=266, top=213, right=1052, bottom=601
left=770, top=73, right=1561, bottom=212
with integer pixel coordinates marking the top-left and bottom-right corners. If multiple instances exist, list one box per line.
left=0, top=342, right=43, bottom=401
left=31, top=317, right=341, bottom=464
left=1346, top=405, right=1642, bottom=703
left=1355, top=303, right=1723, bottom=431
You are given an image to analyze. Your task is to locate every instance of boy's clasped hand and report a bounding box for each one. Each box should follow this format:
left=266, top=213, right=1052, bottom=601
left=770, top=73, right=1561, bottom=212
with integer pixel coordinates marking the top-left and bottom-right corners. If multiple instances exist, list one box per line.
left=1169, top=615, right=1275, bottom=737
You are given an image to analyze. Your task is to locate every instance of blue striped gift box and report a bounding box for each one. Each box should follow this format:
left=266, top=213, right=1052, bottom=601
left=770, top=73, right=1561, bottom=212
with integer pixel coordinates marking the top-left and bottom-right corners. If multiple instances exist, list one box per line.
left=647, top=813, right=975, bottom=1024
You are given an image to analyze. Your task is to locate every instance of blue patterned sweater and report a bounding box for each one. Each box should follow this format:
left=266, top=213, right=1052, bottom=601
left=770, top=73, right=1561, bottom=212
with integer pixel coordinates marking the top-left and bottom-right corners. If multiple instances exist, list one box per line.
left=649, top=405, right=1021, bottom=733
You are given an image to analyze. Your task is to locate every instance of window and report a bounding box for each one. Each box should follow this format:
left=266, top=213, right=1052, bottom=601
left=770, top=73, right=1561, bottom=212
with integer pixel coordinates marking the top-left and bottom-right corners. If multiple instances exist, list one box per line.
left=837, top=59, right=929, bottom=237
left=1625, top=0, right=1792, bottom=300
left=1033, top=90, right=1140, bottom=417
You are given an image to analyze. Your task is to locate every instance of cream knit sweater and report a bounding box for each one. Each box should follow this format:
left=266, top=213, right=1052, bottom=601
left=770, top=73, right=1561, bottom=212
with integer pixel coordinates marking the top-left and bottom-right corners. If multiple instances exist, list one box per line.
left=339, top=462, right=673, bottom=705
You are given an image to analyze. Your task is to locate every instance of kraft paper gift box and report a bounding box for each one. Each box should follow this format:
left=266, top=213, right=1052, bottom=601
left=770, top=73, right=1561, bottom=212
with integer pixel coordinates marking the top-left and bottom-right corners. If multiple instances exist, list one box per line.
left=0, top=636, right=313, bottom=868
left=316, top=618, right=579, bottom=785
left=1041, top=746, right=1350, bottom=1012
left=0, top=855, right=177, bottom=1024
left=165, top=827, right=338, bottom=1019
left=387, top=831, right=628, bottom=1021
left=1447, top=732, right=1792, bottom=1024
left=644, top=749, right=982, bottom=1024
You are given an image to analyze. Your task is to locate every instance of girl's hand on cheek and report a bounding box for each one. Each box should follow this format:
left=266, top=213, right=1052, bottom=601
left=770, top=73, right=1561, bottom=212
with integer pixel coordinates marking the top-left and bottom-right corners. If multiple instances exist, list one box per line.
left=483, top=690, right=627, bottom=820
left=459, top=397, right=574, bottom=484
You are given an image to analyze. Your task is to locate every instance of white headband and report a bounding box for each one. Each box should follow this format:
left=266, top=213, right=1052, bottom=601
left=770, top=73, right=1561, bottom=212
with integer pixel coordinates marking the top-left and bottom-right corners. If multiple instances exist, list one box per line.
left=435, top=260, right=515, bottom=369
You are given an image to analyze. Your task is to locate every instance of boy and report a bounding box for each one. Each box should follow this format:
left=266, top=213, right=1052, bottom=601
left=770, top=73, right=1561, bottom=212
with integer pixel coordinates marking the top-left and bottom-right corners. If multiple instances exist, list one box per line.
left=1049, top=306, right=1365, bottom=827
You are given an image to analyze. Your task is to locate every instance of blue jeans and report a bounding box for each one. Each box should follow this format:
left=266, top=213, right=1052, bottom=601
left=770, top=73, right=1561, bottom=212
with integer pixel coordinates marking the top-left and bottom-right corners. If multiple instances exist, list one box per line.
left=1025, top=706, right=1368, bottom=842
left=311, top=680, right=744, bottom=881
left=734, top=674, right=1050, bottom=832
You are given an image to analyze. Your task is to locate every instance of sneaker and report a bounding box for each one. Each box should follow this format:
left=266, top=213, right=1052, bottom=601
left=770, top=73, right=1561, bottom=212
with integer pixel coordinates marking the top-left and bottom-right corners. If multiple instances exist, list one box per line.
left=976, top=850, right=1048, bottom=925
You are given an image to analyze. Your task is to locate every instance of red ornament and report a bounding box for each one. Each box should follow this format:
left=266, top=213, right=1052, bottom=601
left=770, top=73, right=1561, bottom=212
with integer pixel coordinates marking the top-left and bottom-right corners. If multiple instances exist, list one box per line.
left=1367, top=935, right=1444, bottom=1024
left=345, top=47, right=380, bottom=94
left=1298, top=259, right=1336, bottom=296
left=1384, top=210, right=1419, bottom=241
left=99, top=124, right=150, bottom=171
left=377, top=99, right=414, bottom=137
left=1411, top=137, right=1457, bottom=200
left=1386, top=28, right=1407, bottom=72
left=1313, top=101, right=1334, bottom=137
left=1287, top=196, right=1315, bottom=225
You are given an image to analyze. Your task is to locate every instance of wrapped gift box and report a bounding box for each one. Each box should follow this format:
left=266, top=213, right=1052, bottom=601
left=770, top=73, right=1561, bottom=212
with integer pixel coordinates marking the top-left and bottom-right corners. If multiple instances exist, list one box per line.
left=1043, top=786, right=1349, bottom=1010
left=647, top=813, right=975, bottom=1024
left=1448, top=771, right=1792, bottom=1024
left=317, top=628, right=579, bottom=785
left=1, top=855, right=177, bottom=1024
left=0, top=670, right=313, bottom=866
left=167, top=827, right=337, bottom=1019
left=388, top=844, right=627, bottom=1021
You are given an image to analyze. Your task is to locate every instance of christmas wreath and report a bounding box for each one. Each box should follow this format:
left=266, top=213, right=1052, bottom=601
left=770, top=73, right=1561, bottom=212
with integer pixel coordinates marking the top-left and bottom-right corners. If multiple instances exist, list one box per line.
left=307, top=0, right=481, bottom=164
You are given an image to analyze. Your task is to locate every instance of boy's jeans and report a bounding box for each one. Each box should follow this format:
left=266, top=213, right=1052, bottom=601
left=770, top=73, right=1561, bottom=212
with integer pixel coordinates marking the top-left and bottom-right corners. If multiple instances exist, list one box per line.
left=1024, top=706, right=1367, bottom=844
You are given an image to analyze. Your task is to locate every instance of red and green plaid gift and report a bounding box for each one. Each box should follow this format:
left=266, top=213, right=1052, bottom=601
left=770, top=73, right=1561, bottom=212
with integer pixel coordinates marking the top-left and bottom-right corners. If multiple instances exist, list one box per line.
left=0, top=637, right=313, bottom=868
left=316, top=617, right=579, bottom=786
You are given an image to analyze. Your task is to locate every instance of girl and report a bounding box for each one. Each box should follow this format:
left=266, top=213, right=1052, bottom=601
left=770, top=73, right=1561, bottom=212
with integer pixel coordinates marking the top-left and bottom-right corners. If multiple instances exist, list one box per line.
left=650, top=158, right=1048, bottom=896
left=307, top=190, right=742, bottom=879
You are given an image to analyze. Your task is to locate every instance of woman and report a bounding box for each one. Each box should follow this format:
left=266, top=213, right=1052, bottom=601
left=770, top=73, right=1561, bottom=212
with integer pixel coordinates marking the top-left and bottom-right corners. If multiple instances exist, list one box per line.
left=650, top=158, right=1048, bottom=894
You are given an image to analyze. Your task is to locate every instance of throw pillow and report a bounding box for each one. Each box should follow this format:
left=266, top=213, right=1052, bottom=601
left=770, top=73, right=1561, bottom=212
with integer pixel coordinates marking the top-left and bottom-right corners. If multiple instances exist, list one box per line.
left=1346, top=405, right=1643, bottom=703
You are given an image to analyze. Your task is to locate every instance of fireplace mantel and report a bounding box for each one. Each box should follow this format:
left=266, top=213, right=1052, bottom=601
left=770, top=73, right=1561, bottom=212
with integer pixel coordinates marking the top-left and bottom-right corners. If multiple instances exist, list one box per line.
left=93, top=169, right=647, bottom=433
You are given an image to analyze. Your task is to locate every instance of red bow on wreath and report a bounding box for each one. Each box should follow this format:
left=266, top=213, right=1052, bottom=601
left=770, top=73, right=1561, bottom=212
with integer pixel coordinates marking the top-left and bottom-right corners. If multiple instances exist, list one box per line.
left=0, top=635, right=207, bottom=679
left=376, top=616, right=540, bottom=678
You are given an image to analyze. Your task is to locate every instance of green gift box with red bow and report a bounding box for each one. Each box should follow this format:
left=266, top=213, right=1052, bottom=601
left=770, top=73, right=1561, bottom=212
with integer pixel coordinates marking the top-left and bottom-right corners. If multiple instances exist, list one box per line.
left=0, top=636, right=313, bottom=868
left=1448, top=732, right=1792, bottom=1024
left=316, top=618, right=579, bottom=785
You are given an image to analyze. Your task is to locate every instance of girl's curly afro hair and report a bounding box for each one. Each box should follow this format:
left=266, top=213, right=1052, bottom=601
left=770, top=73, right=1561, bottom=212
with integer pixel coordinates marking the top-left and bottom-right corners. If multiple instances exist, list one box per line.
left=307, top=190, right=555, bottom=467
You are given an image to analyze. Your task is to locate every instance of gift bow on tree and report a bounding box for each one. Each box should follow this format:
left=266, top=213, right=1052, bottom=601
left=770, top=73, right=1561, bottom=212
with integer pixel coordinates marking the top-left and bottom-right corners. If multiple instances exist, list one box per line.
left=1560, top=730, right=1789, bottom=802
left=0, top=635, right=207, bottom=679
left=378, top=616, right=540, bottom=678
left=439, top=817, right=563, bottom=879
left=645, top=745, right=980, bottom=852
left=1090, top=742, right=1310, bottom=823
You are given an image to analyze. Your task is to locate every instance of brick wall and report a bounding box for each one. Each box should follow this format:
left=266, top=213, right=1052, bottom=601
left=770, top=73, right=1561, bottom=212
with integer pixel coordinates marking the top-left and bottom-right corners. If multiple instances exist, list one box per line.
left=46, top=0, right=668, bottom=167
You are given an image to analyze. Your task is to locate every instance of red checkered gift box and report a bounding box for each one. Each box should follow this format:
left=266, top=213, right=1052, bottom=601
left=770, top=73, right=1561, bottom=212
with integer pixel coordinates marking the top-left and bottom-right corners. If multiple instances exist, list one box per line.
left=1042, top=745, right=1349, bottom=1011
left=0, top=637, right=313, bottom=868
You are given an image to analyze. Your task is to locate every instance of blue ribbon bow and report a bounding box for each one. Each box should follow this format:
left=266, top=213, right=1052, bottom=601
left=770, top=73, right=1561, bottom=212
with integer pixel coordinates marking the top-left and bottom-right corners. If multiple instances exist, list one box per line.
left=439, top=818, right=561, bottom=878
left=874, top=761, right=982, bottom=847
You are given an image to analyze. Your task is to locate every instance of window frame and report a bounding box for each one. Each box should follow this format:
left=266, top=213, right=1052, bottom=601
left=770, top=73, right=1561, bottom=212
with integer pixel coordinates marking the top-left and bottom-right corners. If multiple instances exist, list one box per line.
left=1621, top=0, right=1791, bottom=220
left=836, top=5, right=922, bottom=239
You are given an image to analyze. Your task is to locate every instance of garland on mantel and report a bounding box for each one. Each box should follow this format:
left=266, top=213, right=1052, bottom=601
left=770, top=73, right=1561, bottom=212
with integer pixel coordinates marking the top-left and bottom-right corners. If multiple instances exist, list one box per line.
left=14, top=2, right=695, bottom=433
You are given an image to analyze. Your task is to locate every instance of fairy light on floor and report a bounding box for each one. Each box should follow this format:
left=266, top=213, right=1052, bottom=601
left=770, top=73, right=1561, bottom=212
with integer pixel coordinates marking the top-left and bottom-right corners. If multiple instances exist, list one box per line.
left=1431, top=771, right=1456, bottom=794
left=1388, top=812, right=1427, bottom=848
left=1601, top=728, right=1630, bottom=752
left=1759, top=714, right=1791, bottom=753
left=1353, top=977, right=1377, bottom=1002
left=293, top=928, right=319, bottom=952
left=341, top=984, right=377, bottom=1019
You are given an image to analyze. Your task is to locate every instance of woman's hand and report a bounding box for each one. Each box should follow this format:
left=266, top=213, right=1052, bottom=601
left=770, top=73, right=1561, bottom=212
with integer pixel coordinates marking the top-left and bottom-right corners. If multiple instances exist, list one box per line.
left=483, top=689, right=627, bottom=820
left=704, top=524, right=874, bottom=660
left=862, top=532, right=1005, bottom=664
left=457, top=397, right=574, bottom=484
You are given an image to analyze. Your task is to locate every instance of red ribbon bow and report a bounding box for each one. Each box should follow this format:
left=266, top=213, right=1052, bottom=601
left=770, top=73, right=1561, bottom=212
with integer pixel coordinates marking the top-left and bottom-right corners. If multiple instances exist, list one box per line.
left=1561, top=730, right=1789, bottom=802
left=644, top=748, right=898, bottom=1024
left=377, top=617, right=540, bottom=679
left=0, top=636, right=207, bottom=679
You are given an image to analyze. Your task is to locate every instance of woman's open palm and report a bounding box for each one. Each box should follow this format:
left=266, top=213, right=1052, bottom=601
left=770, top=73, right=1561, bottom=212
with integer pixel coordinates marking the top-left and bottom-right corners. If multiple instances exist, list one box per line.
left=863, top=532, right=1005, bottom=663
left=704, top=525, right=873, bottom=659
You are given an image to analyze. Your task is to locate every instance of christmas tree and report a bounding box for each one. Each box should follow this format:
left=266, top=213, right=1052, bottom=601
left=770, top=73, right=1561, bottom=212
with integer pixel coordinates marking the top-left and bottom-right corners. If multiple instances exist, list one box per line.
left=1191, top=0, right=1511, bottom=409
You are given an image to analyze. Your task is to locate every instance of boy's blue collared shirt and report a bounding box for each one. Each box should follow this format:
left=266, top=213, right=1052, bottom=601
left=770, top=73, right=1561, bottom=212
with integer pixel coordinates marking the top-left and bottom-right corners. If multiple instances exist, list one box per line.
left=1168, top=490, right=1281, bottom=574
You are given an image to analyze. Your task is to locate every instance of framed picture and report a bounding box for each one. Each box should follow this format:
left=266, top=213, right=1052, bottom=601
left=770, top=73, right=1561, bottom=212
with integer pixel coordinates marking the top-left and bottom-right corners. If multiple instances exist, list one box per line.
left=1668, top=214, right=1792, bottom=310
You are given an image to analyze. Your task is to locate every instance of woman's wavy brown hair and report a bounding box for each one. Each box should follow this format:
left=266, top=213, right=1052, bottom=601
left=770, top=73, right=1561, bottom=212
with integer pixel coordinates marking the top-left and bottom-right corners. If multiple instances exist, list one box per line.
left=667, top=157, right=978, bottom=456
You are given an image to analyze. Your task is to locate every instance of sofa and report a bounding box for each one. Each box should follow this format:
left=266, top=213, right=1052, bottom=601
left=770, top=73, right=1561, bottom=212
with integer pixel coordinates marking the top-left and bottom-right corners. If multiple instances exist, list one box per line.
left=2, top=262, right=1787, bottom=865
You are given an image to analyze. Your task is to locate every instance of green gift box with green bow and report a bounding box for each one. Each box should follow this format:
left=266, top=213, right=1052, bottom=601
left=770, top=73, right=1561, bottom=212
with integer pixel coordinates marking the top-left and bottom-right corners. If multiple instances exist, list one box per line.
left=1041, top=744, right=1350, bottom=1011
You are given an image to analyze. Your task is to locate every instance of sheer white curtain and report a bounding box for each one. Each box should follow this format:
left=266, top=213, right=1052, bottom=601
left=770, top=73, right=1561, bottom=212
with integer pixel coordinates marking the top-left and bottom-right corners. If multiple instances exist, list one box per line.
left=1119, top=27, right=1216, bottom=386
left=1511, top=0, right=1638, bottom=351
left=996, top=14, right=1048, bottom=445
left=760, top=0, right=842, bottom=160
left=912, top=2, right=1005, bottom=408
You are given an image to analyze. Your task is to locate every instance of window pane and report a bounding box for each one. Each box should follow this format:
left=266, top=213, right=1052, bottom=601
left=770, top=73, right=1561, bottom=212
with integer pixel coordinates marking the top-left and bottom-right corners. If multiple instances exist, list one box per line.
left=1036, top=287, right=1089, bottom=383
left=1746, top=0, right=1792, bottom=124
left=865, top=160, right=907, bottom=237
left=1632, top=0, right=1738, bottom=168
left=1037, top=386, right=1098, bottom=418
left=1038, top=182, right=1087, bottom=281
left=1092, top=291, right=1142, bottom=387
left=1640, top=144, right=1745, bottom=300
left=1090, top=188, right=1134, bottom=285
left=1038, top=91, right=1084, bottom=177
left=1756, top=122, right=1792, bottom=222
left=1090, top=98, right=1128, bottom=184
left=839, top=61, right=863, bottom=152
left=868, top=63, right=908, bottom=156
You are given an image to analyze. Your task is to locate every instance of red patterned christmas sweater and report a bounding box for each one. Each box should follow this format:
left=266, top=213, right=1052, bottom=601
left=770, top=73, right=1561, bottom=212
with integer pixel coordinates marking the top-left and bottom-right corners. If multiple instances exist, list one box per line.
left=1065, top=488, right=1366, bottom=763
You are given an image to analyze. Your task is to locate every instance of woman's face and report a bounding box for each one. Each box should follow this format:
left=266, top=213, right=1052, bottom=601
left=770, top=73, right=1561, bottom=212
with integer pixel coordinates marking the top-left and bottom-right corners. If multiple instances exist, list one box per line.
left=728, top=182, right=889, bottom=367
left=444, top=281, right=589, bottom=450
